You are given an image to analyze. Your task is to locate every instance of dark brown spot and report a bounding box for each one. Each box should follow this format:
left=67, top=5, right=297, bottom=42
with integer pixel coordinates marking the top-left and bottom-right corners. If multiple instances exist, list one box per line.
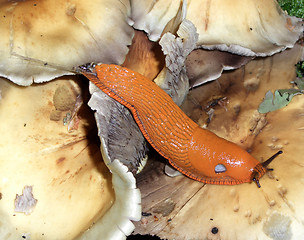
left=142, top=212, right=152, bottom=217
left=56, top=157, right=66, bottom=164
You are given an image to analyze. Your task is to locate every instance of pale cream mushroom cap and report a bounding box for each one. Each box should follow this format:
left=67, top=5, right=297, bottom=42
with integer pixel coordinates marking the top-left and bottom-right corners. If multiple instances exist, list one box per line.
left=187, top=0, right=303, bottom=56
left=130, top=0, right=303, bottom=95
left=133, top=44, right=304, bottom=240
left=131, top=0, right=303, bottom=56
left=0, top=78, right=142, bottom=239
left=0, top=0, right=133, bottom=86
left=131, top=0, right=186, bottom=41
left=0, top=78, right=114, bottom=239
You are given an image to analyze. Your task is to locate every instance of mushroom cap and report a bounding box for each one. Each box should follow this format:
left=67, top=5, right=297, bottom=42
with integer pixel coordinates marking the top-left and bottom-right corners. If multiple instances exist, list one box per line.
left=0, top=77, right=141, bottom=239
left=133, top=44, right=304, bottom=240
left=80, top=83, right=143, bottom=239
left=87, top=82, right=148, bottom=175
left=131, top=0, right=303, bottom=56
left=187, top=0, right=304, bottom=56
left=131, top=0, right=186, bottom=41
left=0, top=0, right=133, bottom=86
left=155, top=19, right=198, bottom=105
left=0, top=78, right=114, bottom=239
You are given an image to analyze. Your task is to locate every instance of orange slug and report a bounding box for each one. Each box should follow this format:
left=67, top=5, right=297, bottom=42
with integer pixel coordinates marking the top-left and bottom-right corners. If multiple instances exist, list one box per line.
left=78, top=63, right=282, bottom=187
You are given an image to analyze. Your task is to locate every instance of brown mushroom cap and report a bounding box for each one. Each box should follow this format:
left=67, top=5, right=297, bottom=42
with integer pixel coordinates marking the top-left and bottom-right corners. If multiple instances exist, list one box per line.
left=0, top=0, right=133, bottom=86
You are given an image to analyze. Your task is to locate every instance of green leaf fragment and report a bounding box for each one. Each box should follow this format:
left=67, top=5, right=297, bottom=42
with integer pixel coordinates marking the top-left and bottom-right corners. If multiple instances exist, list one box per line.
left=293, top=78, right=304, bottom=90
left=278, top=88, right=303, bottom=97
left=258, top=89, right=303, bottom=113
left=296, top=61, right=304, bottom=78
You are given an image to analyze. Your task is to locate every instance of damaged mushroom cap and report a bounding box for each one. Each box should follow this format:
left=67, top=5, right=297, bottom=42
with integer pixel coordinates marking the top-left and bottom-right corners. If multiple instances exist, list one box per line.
left=131, top=0, right=303, bottom=56
left=132, top=44, right=304, bottom=240
left=0, top=78, right=141, bottom=239
left=79, top=83, right=144, bottom=239
left=0, top=0, right=133, bottom=86
left=130, top=0, right=303, bottom=91
left=186, top=0, right=303, bottom=56
left=87, top=82, right=148, bottom=175
left=131, top=0, right=187, bottom=42
left=154, top=19, right=198, bottom=105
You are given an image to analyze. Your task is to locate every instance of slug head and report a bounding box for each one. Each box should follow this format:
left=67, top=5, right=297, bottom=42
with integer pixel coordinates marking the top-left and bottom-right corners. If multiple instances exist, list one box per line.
left=186, top=127, right=281, bottom=186
left=251, top=150, right=282, bottom=187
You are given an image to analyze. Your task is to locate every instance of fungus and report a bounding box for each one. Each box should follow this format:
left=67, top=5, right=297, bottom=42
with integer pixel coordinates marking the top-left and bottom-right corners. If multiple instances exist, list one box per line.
left=186, top=49, right=253, bottom=87
left=130, top=0, right=303, bottom=88
left=0, top=77, right=143, bottom=239
left=1, top=1, right=303, bottom=239
left=0, top=79, right=114, bottom=239
left=155, top=19, right=198, bottom=105
left=0, top=0, right=133, bottom=85
left=0, top=0, right=145, bottom=239
left=186, top=0, right=303, bottom=56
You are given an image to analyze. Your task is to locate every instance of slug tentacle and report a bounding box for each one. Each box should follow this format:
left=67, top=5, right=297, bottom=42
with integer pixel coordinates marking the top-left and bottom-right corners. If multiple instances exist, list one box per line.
left=81, top=64, right=280, bottom=186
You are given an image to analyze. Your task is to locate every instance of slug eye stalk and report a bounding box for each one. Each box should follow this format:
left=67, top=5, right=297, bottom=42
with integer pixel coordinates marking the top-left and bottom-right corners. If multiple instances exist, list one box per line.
left=252, top=150, right=283, bottom=188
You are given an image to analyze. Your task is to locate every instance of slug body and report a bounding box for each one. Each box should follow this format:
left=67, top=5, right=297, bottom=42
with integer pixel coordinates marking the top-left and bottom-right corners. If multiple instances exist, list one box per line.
left=80, top=64, right=269, bottom=185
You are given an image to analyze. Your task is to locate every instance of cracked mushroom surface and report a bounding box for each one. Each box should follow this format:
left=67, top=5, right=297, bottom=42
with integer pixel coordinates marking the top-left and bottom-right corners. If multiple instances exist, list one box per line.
left=133, top=44, right=304, bottom=240
left=0, top=0, right=133, bottom=85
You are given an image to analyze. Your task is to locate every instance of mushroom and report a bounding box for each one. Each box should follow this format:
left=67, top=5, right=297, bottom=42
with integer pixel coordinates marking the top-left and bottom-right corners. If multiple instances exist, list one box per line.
left=130, top=0, right=304, bottom=87
left=131, top=0, right=303, bottom=56
left=0, top=0, right=133, bottom=85
left=1, top=1, right=303, bottom=239
left=133, top=43, right=304, bottom=240
left=0, top=0, right=144, bottom=239
left=0, top=78, right=114, bottom=239
left=186, top=0, right=303, bottom=56
left=0, top=76, right=143, bottom=239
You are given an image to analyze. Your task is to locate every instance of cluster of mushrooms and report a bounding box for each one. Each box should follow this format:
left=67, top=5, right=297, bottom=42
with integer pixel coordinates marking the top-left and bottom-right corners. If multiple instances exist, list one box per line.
left=0, top=0, right=303, bottom=239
